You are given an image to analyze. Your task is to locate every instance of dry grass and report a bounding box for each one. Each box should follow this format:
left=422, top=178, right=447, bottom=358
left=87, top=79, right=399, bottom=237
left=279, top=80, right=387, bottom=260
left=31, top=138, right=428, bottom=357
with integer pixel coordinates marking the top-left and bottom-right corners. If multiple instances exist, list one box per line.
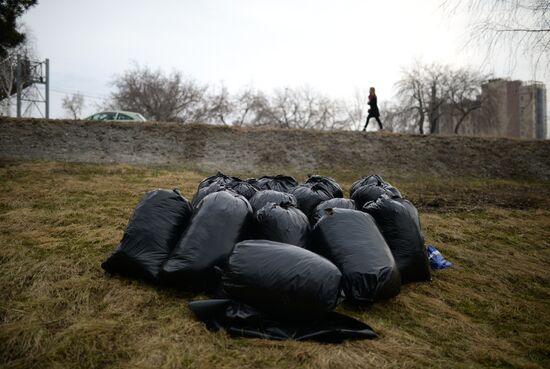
left=0, top=160, right=549, bottom=369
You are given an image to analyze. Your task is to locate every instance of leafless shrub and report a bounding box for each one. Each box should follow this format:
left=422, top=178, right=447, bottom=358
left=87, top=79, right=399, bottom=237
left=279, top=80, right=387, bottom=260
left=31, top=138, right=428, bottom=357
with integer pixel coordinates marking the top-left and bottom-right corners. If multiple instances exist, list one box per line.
left=61, top=92, right=85, bottom=120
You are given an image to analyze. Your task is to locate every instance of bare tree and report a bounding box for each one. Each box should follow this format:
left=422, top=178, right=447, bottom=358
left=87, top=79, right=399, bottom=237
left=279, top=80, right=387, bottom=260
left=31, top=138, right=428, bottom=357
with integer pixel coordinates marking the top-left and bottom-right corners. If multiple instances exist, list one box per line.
left=0, top=54, right=18, bottom=116
left=230, top=87, right=272, bottom=126
left=379, top=101, right=410, bottom=133
left=62, top=92, right=85, bottom=119
left=323, top=99, right=351, bottom=130
left=109, top=64, right=208, bottom=122
left=446, top=68, right=486, bottom=133
left=0, top=36, right=34, bottom=116
left=205, top=83, right=232, bottom=125
left=444, top=1, right=550, bottom=70
left=265, top=87, right=351, bottom=130
left=424, top=64, right=450, bottom=133
left=396, top=62, right=487, bottom=134
left=395, top=63, right=427, bottom=134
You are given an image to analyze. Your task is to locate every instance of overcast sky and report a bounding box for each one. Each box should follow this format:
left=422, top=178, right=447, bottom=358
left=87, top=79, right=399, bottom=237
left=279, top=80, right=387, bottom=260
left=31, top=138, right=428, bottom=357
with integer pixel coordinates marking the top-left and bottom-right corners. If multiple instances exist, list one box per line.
left=20, top=0, right=547, bottom=119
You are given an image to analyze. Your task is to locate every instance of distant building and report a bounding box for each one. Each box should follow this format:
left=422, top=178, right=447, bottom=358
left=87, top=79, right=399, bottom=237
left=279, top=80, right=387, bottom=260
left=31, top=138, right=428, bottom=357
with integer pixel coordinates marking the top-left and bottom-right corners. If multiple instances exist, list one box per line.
left=437, top=79, right=547, bottom=139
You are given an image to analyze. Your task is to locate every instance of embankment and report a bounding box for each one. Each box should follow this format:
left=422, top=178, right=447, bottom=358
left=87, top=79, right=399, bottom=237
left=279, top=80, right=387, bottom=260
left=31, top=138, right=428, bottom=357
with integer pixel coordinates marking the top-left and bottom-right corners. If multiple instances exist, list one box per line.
left=1, top=118, right=549, bottom=179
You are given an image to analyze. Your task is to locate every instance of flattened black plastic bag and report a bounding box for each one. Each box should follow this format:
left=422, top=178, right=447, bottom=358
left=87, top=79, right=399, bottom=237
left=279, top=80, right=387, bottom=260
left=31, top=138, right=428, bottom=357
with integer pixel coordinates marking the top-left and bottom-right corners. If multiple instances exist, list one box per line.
left=224, top=180, right=259, bottom=200
left=222, top=240, right=342, bottom=315
left=349, top=175, right=402, bottom=199
left=363, top=194, right=431, bottom=284
left=290, top=184, right=333, bottom=220
left=256, top=175, right=298, bottom=193
left=248, top=190, right=298, bottom=213
left=189, top=299, right=377, bottom=342
left=190, top=182, right=226, bottom=208
left=304, top=174, right=344, bottom=198
left=312, top=208, right=401, bottom=303
left=161, top=191, right=253, bottom=291
left=255, top=202, right=310, bottom=248
left=311, top=198, right=356, bottom=226
left=197, top=171, right=240, bottom=190
left=102, top=189, right=193, bottom=284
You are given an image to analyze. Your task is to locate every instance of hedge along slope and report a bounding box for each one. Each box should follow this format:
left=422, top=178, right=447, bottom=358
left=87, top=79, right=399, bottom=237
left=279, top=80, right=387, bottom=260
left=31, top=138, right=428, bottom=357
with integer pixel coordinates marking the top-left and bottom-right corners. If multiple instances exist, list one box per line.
left=1, top=118, right=550, bottom=179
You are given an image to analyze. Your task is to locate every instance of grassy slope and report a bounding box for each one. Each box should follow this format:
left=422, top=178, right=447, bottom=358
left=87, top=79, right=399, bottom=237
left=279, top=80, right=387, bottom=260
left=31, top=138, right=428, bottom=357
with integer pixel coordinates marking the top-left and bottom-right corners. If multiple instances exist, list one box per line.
left=0, top=160, right=549, bottom=369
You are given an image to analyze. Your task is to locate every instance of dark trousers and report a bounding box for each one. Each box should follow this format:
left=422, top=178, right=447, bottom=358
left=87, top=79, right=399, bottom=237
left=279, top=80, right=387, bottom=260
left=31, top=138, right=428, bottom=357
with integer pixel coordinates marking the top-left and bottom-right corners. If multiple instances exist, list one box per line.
left=363, top=115, right=383, bottom=130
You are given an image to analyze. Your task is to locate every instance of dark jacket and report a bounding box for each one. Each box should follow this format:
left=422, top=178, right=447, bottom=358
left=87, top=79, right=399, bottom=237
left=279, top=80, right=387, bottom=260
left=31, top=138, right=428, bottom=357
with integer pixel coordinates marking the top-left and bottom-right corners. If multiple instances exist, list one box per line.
left=368, top=95, right=380, bottom=117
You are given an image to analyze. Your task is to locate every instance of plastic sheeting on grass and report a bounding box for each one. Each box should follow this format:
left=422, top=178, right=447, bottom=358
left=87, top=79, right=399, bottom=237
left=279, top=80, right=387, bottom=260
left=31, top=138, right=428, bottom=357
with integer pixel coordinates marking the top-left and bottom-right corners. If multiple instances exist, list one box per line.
left=189, top=299, right=377, bottom=342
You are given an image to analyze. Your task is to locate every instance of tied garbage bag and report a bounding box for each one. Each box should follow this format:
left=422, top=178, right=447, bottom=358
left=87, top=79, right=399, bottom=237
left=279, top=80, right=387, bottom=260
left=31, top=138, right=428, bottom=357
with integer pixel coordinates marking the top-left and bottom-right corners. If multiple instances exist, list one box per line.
left=189, top=299, right=377, bottom=342
left=363, top=194, right=431, bottom=284
left=197, top=171, right=240, bottom=190
left=245, top=177, right=260, bottom=188
left=312, top=208, right=401, bottom=303
left=351, top=184, right=396, bottom=210
left=161, top=191, right=253, bottom=291
left=249, top=190, right=298, bottom=213
left=102, top=189, right=193, bottom=284
left=304, top=175, right=344, bottom=198
left=190, top=182, right=226, bottom=208
left=290, top=184, right=333, bottom=220
left=311, top=198, right=356, bottom=226
left=222, top=240, right=342, bottom=315
left=225, top=180, right=259, bottom=200
left=349, top=174, right=402, bottom=199
left=256, top=175, right=298, bottom=193
left=427, top=244, right=453, bottom=269
left=255, top=202, right=310, bottom=248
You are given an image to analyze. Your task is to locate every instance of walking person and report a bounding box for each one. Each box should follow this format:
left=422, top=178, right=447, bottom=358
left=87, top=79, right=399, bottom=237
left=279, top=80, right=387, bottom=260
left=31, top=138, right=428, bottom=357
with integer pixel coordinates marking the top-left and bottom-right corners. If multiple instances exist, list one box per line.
left=362, top=87, right=383, bottom=131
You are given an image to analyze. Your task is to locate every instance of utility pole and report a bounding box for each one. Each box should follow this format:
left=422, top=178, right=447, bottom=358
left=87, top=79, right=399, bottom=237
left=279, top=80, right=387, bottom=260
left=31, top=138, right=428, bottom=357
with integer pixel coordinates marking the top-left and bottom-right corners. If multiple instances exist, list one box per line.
left=16, top=55, right=22, bottom=118
left=45, top=58, right=50, bottom=119
left=14, top=56, right=50, bottom=118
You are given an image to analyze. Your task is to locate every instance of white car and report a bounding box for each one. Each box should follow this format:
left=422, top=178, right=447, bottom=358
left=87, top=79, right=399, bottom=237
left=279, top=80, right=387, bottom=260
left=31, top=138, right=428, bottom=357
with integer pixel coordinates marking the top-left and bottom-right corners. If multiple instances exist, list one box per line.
left=86, top=111, right=147, bottom=121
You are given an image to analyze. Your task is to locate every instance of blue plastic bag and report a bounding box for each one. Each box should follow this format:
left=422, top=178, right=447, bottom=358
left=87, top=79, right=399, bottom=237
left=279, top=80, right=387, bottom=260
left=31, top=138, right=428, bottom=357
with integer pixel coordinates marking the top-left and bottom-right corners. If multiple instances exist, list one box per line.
left=426, top=244, right=453, bottom=269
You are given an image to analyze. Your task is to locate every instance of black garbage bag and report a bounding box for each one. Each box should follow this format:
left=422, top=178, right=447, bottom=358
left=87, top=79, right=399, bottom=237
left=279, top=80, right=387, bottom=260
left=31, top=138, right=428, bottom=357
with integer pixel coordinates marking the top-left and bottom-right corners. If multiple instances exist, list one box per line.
left=312, top=208, right=401, bottom=303
left=161, top=191, right=253, bottom=291
left=245, top=177, right=259, bottom=187
left=304, top=175, right=344, bottom=198
left=255, top=202, right=310, bottom=248
left=222, top=240, right=342, bottom=315
left=256, top=175, right=298, bottom=193
left=197, top=171, right=240, bottom=190
left=349, top=174, right=383, bottom=197
left=363, top=194, right=431, bottom=284
left=349, top=175, right=402, bottom=199
left=224, top=180, right=259, bottom=200
left=290, top=184, right=333, bottom=220
left=351, top=184, right=396, bottom=210
left=190, top=182, right=226, bottom=208
left=311, top=198, right=356, bottom=226
left=101, top=189, right=193, bottom=284
left=189, top=299, right=377, bottom=342
left=249, top=190, right=298, bottom=213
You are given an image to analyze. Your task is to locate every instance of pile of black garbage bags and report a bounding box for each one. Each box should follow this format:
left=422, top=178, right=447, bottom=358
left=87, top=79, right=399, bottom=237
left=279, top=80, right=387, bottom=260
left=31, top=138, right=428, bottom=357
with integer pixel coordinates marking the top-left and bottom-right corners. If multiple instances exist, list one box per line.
left=102, top=173, right=431, bottom=342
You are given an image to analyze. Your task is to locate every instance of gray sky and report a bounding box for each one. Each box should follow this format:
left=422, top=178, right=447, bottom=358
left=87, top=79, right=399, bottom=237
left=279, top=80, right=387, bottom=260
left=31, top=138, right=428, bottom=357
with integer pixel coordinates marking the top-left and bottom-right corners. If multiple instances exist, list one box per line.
left=21, top=0, right=546, bottom=118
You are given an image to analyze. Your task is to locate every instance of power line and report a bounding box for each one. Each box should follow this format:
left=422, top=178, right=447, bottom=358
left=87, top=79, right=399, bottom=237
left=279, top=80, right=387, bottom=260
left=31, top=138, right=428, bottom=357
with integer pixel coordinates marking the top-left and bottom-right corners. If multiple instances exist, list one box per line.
left=50, top=87, right=109, bottom=101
